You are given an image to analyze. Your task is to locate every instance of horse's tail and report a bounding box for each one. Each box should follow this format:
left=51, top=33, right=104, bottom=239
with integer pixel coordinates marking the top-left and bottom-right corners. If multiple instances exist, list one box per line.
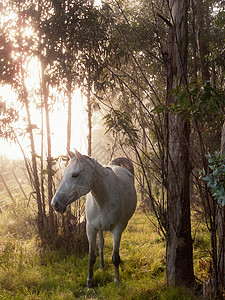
left=109, top=157, right=134, bottom=175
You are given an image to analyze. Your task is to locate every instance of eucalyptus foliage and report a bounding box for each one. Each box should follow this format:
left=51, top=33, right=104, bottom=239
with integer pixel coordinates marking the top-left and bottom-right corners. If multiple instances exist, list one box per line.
left=200, top=151, right=225, bottom=206
left=152, top=84, right=225, bottom=122
left=103, top=109, right=139, bottom=145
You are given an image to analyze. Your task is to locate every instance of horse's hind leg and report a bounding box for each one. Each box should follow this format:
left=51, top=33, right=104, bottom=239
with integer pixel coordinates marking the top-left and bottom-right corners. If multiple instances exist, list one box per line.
left=86, top=222, right=97, bottom=288
left=112, top=229, right=122, bottom=283
left=98, top=230, right=104, bottom=269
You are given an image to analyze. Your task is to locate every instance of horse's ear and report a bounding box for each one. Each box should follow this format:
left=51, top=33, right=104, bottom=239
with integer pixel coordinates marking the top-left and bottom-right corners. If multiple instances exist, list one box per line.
left=68, top=150, right=75, bottom=159
left=74, top=149, right=84, bottom=161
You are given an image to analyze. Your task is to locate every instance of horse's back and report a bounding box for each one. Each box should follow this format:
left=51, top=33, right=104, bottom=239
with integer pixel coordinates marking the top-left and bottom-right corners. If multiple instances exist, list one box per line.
left=109, top=157, right=134, bottom=176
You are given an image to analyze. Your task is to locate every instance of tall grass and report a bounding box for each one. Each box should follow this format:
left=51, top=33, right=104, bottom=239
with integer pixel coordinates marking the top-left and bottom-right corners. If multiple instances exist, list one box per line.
left=0, top=202, right=207, bottom=299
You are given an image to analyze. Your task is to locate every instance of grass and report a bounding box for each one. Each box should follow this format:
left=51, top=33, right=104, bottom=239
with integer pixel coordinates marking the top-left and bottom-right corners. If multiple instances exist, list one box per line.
left=0, top=204, right=206, bottom=299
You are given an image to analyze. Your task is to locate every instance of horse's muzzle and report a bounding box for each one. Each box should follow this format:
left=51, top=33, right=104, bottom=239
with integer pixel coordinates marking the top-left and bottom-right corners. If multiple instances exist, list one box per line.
left=51, top=200, right=66, bottom=214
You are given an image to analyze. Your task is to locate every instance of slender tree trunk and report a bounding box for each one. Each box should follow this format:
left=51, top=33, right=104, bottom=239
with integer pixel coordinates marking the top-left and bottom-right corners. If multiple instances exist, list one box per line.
left=18, top=0, right=43, bottom=234
left=195, top=0, right=210, bottom=82
left=38, top=0, right=46, bottom=222
left=23, top=80, right=43, bottom=231
left=40, top=94, right=46, bottom=217
left=87, top=61, right=92, bottom=157
left=67, top=81, right=72, bottom=155
left=166, top=0, right=195, bottom=288
left=65, top=79, right=72, bottom=238
left=190, top=0, right=198, bottom=82
left=42, top=69, right=55, bottom=235
left=218, top=122, right=225, bottom=289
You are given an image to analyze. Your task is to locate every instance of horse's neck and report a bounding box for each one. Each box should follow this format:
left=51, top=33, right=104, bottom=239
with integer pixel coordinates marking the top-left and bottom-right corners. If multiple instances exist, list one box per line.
left=91, top=160, right=109, bottom=206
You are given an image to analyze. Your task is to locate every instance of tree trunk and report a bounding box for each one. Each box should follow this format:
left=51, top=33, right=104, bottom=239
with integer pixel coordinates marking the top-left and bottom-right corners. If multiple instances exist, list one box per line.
left=38, top=0, right=46, bottom=223
left=218, top=122, right=225, bottom=289
left=42, top=69, right=55, bottom=236
left=65, top=79, right=73, bottom=239
left=190, top=0, right=198, bottom=82
left=195, top=0, right=210, bottom=83
left=67, top=81, right=72, bottom=156
left=87, top=62, right=92, bottom=157
left=166, top=0, right=195, bottom=288
left=18, top=1, right=43, bottom=235
left=23, top=81, right=44, bottom=232
left=40, top=93, right=46, bottom=217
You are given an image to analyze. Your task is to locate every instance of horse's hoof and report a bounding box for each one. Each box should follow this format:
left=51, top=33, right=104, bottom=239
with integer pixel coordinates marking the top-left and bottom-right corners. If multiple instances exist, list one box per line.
left=87, top=278, right=94, bottom=288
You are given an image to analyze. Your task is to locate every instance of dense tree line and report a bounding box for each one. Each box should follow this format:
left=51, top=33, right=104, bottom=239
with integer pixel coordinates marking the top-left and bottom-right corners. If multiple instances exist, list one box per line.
left=0, top=0, right=225, bottom=297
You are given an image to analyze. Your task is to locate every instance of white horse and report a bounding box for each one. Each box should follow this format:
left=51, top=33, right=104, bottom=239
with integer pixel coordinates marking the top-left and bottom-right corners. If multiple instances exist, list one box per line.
left=51, top=150, right=137, bottom=287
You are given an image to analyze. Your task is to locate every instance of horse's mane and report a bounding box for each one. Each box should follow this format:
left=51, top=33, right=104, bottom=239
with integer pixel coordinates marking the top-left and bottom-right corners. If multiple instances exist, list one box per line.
left=108, top=157, right=134, bottom=175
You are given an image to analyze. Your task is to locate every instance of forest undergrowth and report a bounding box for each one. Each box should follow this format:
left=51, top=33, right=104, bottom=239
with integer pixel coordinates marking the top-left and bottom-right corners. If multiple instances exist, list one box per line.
left=0, top=201, right=210, bottom=300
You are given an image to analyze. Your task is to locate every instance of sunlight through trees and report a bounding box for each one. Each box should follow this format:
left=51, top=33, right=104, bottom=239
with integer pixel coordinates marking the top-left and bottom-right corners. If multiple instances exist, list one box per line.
left=0, top=0, right=225, bottom=297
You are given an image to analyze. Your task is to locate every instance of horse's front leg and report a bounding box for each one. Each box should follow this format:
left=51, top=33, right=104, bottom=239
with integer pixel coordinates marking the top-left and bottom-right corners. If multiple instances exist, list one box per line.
left=86, top=222, right=97, bottom=288
left=112, top=228, right=122, bottom=283
left=98, top=230, right=104, bottom=269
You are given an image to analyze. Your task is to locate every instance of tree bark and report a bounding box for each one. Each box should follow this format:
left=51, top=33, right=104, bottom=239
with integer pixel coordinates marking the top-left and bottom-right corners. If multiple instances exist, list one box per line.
left=166, top=0, right=195, bottom=288
left=218, top=121, right=225, bottom=289
left=195, top=0, right=210, bottom=82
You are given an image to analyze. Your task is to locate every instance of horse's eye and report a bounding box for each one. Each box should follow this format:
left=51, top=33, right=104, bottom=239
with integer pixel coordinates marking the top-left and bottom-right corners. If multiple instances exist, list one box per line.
left=72, top=172, right=79, bottom=179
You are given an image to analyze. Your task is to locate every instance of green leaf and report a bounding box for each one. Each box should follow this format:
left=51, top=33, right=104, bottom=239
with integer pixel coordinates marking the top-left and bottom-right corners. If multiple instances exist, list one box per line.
left=151, top=104, right=168, bottom=113
left=201, top=151, right=225, bottom=206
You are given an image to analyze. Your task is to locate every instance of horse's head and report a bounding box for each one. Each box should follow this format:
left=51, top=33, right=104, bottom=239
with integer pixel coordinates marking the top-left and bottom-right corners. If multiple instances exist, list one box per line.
left=51, top=150, right=95, bottom=213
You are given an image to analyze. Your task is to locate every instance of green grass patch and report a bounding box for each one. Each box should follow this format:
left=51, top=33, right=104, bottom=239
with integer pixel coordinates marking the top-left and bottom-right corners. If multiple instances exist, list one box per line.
left=0, top=205, right=205, bottom=299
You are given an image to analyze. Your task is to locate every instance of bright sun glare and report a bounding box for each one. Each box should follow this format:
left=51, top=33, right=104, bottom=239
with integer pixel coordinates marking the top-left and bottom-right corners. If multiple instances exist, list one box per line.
left=0, top=4, right=92, bottom=161
left=0, top=58, right=88, bottom=160
left=0, top=84, right=88, bottom=160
